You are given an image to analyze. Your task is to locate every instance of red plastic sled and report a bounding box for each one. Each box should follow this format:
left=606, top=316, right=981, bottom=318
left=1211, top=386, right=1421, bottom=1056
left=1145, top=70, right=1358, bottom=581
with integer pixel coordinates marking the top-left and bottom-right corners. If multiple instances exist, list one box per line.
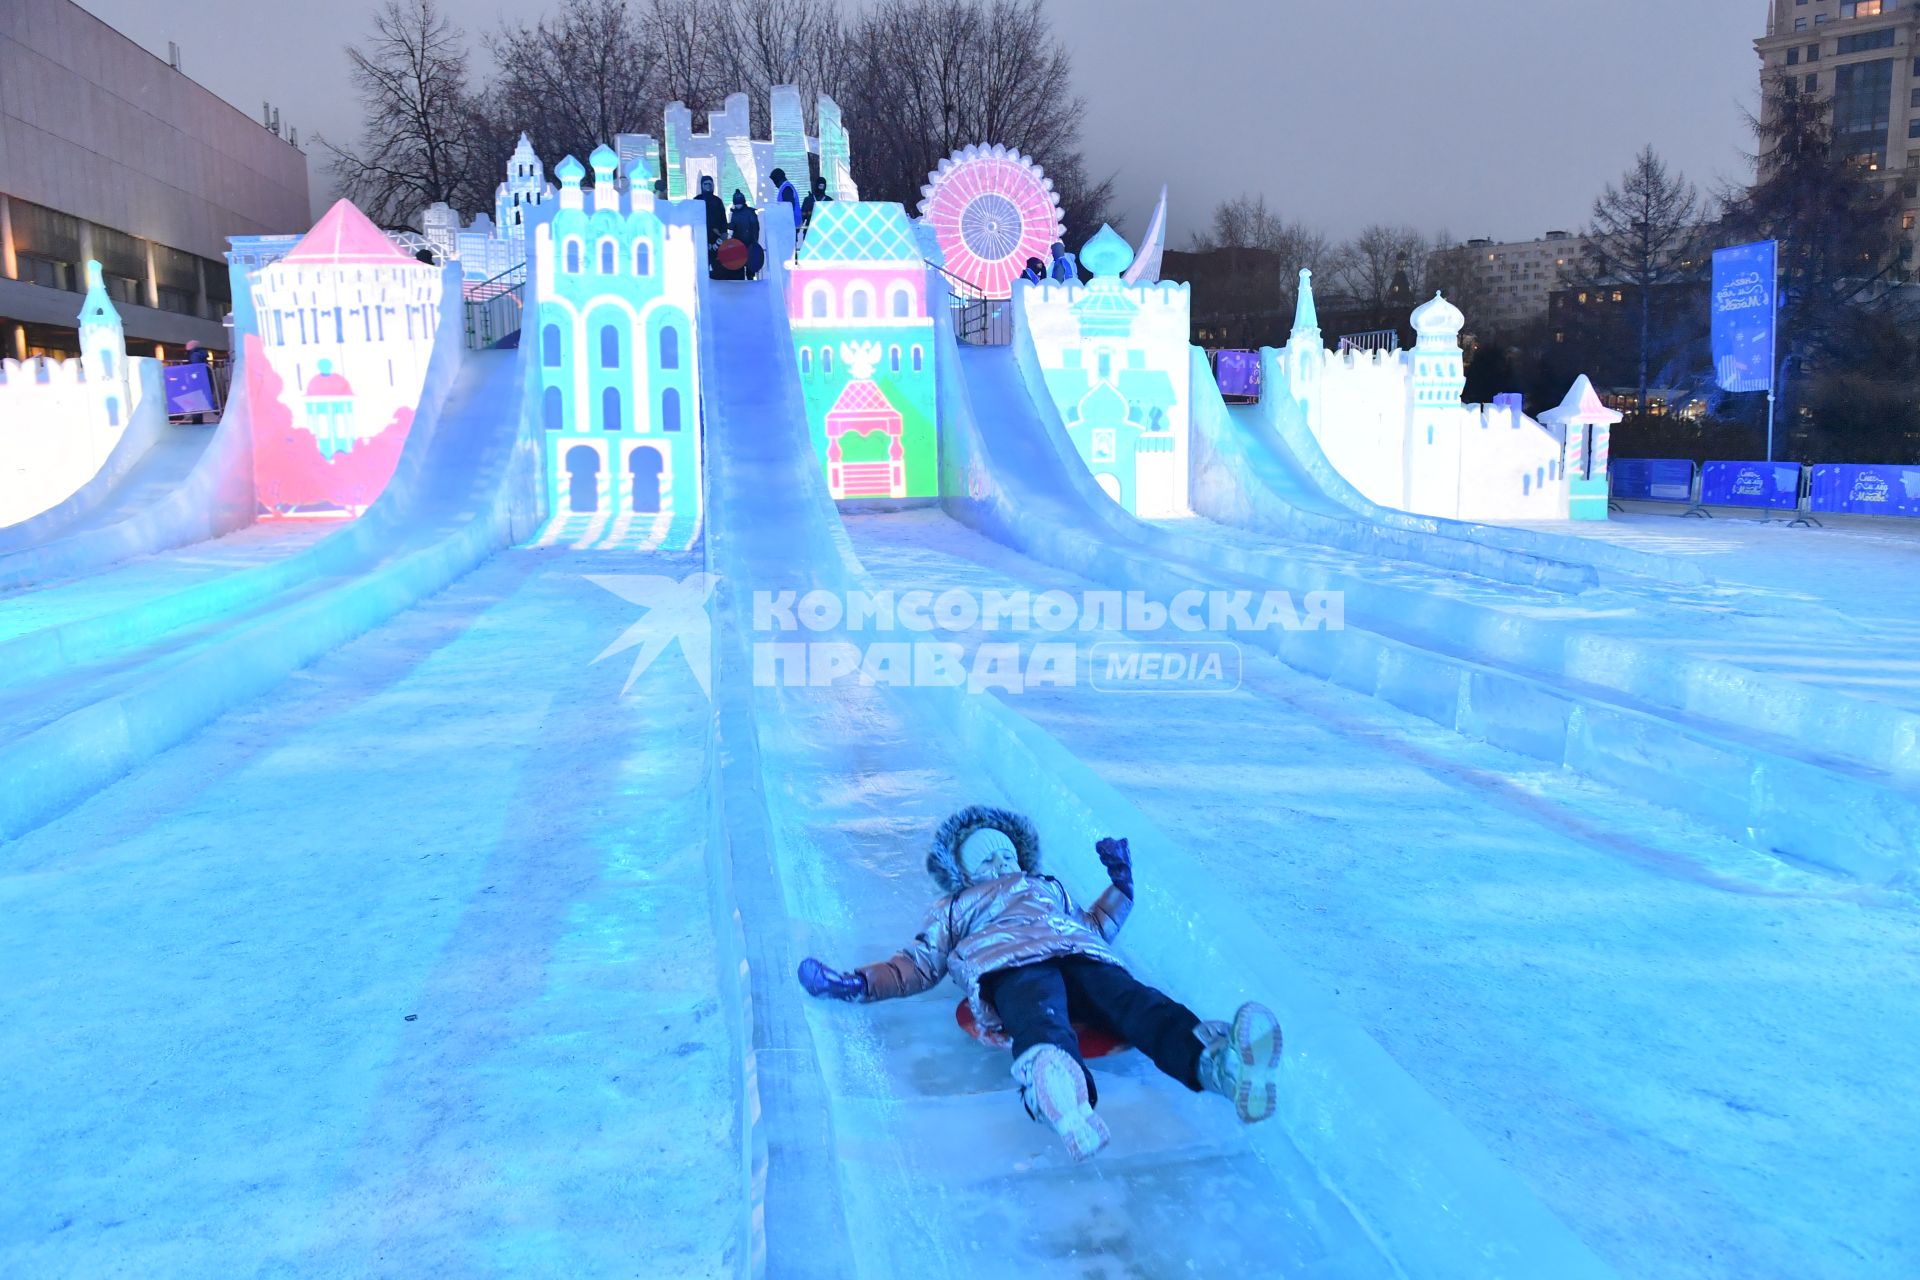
left=956, top=998, right=1128, bottom=1059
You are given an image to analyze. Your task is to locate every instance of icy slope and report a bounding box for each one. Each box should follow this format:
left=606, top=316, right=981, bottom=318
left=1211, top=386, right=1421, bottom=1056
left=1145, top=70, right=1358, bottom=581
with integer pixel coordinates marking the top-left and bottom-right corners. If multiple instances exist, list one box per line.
left=701, top=274, right=1606, bottom=1276
left=937, top=311, right=1919, bottom=880
left=847, top=509, right=1920, bottom=1280
left=0, top=548, right=737, bottom=1278
left=0, top=345, right=541, bottom=839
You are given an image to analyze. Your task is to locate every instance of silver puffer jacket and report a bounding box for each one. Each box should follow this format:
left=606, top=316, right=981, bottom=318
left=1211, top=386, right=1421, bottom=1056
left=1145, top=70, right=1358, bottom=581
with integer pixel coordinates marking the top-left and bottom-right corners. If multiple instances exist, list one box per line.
left=856, top=806, right=1132, bottom=1045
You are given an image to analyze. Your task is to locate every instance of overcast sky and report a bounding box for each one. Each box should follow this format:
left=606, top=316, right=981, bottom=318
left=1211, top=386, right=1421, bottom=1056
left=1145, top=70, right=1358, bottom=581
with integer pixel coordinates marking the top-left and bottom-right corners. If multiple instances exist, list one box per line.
left=76, top=0, right=1764, bottom=246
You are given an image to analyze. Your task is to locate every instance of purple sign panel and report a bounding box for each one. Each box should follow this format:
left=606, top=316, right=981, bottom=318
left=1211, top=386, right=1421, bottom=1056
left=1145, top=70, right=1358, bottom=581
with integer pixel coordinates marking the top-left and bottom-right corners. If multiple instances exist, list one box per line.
left=1808, top=464, right=1920, bottom=518
left=1213, top=349, right=1261, bottom=399
left=1610, top=458, right=1695, bottom=502
left=1699, top=460, right=1801, bottom=510
left=164, top=363, right=218, bottom=415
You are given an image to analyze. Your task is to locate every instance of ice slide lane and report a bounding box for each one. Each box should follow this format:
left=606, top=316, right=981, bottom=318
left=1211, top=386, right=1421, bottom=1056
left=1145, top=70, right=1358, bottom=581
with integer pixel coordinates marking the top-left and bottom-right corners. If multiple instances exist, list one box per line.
left=700, top=280, right=1606, bottom=1276
left=944, top=336, right=1920, bottom=880
left=0, top=361, right=261, bottom=591
left=0, top=546, right=744, bottom=1277
left=1191, top=371, right=1604, bottom=594
left=0, top=343, right=541, bottom=840
left=0, top=392, right=202, bottom=556
left=846, top=508, right=1920, bottom=1280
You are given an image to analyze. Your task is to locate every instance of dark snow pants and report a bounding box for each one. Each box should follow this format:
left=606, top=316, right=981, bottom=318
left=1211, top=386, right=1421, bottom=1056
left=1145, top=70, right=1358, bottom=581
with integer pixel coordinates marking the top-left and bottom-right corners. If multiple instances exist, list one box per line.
left=980, top=956, right=1203, bottom=1105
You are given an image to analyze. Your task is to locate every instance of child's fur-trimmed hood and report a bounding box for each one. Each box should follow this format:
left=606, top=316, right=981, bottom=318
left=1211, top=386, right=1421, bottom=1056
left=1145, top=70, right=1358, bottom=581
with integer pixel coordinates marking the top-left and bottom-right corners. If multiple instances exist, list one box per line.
left=927, top=805, right=1042, bottom=892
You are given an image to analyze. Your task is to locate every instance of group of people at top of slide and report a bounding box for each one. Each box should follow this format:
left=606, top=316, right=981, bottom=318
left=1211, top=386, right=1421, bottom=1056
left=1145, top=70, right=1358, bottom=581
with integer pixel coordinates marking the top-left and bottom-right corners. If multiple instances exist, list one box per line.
left=674, top=167, right=834, bottom=281
left=798, top=805, right=1283, bottom=1163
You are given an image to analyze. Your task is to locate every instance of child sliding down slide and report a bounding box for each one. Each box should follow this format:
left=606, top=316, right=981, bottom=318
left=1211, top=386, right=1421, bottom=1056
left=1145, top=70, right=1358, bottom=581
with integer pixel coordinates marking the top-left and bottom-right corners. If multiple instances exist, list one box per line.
left=797, top=805, right=1282, bottom=1162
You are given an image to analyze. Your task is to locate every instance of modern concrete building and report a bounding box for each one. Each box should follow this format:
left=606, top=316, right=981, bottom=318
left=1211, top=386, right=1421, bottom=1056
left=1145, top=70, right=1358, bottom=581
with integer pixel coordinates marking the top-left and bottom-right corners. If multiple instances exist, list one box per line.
left=1756, top=0, right=1920, bottom=267
left=1431, top=231, right=1587, bottom=331
left=0, top=0, right=310, bottom=360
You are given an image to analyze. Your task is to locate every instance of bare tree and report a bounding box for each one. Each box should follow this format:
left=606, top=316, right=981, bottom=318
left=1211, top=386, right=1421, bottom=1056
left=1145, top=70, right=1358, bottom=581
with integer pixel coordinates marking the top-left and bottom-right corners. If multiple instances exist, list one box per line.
left=713, top=0, right=846, bottom=133
left=1328, top=224, right=1430, bottom=323
left=1189, top=193, right=1330, bottom=319
left=320, top=0, right=485, bottom=226
left=838, top=0, right=1112, bottom=247
left=642, top=0, right=724, bottom=112
left=484, top=0, right=662, bottom=173
left=1582, top=145, right=1700, bottom=415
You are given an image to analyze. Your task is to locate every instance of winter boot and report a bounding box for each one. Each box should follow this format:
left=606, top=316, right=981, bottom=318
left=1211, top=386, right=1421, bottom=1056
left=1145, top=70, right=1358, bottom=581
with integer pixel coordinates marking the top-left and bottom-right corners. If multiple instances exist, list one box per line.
left=1196, top=1002, right=1283, bottom=1124
left=1012, top=1044, right=1109, bottom=1162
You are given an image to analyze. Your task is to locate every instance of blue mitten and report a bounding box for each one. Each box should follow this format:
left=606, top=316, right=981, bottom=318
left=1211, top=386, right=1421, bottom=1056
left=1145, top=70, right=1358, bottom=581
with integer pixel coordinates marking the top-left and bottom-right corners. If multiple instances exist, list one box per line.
left=797, top=957, right=867, bottom=1001
left=1095, top=836, right=1133, bottom=899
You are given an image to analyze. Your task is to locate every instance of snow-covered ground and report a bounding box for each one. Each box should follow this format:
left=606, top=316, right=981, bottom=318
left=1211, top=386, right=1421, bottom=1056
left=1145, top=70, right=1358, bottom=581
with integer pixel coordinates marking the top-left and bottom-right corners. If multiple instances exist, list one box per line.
left=1513, top=504, right=1920, bottom=714
left=0, top=548, right=739, bottom=1278
left=847, top=509, right=1920, bottom=1280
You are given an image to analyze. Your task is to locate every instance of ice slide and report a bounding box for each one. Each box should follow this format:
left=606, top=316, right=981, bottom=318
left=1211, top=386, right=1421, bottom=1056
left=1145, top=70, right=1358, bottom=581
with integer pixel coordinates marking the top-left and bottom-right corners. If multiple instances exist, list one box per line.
left=1194, top=346, right=1712, bottom=588
left=839, top=505, right=1920, bottom=1280
left=0, top=362, right=180, bottom=556
left=936, top=306, right=1920, bottom=881
left=698, top=264, right=1607, bottom=1275
left=0, top=316, right=542, bottom=838
left=0, top=365, right=260, bottom=591
left=0, top=532, right=738, bottom=1274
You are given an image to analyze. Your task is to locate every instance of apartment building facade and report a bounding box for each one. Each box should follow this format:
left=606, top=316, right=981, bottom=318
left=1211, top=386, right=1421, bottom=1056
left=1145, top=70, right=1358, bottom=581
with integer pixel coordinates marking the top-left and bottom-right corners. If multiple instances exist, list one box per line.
left=0, top=0, right=311, bottom=360
left=1434, top=230, right=1586, bottom=331
left=1757, top=0, right=1920, bottom=266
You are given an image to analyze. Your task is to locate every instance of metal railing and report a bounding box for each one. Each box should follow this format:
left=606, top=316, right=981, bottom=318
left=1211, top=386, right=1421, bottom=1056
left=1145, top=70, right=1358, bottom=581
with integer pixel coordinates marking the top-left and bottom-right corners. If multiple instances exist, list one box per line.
left=464, top=263, right=526, bottom=349
left=1336, top=329, right=1400, bottom=353
left=928, top=261, right=1013, bottom=346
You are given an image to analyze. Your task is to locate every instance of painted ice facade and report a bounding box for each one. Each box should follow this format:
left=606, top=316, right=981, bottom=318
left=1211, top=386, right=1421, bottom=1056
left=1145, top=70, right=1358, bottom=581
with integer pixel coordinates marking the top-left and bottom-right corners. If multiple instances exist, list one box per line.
left=242, top=200, right=444, bottom=516
left=0, top=262, right=164, bottom=526
left=1272, top=270, right=1575, bottom=522
left=528, top=146, right=702, bottom=551
left=789, top=202, right=937, bottom=500
left=1020, top=225, right=1191, bottom=517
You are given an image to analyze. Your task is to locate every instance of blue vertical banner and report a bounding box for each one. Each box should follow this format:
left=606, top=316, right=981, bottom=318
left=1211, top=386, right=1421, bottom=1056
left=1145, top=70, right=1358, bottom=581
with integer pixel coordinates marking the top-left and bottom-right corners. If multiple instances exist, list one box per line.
left=1712, top=241, right=1777, bottom=394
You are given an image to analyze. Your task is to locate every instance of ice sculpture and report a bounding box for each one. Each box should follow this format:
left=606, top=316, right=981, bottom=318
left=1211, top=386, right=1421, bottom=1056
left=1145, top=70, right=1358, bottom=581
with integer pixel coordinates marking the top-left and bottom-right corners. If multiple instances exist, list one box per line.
left=1020, top=224, right=1193, bottom=517
left=421, top=134, right=555, bottom=289
left=1269, top=270, right=1578, bottom=521
left=789, top=202, right=938, bottom=500
left=1539, top=376, right=1621, bottom=521
left=918, top=144, right=1065, bottom=299
left=242, top=200, right=444, bottom=518
left=527, top=147, right=703, bottom=551
left=1124, top=186, right=1168, bottom=287
left=0, top=262, right=162, bottom=527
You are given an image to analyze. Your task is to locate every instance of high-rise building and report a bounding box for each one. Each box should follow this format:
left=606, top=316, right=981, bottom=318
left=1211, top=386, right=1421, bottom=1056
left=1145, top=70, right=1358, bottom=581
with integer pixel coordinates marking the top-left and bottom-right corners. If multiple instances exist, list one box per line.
left=1756, top=0, right=1920, bottom=266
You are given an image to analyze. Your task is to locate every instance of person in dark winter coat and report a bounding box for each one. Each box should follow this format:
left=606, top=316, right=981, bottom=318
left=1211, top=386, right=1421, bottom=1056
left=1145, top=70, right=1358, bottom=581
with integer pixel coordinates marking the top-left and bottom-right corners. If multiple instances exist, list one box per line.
left=1048, top=241, right=1079, bottom=283
left=770, top=167, right=802, bottom=229
left=797, top=805, right=1283, bottom=1163
left=1020, top=257, right=1047, bottom=285
left=800, top=174, right=833, bottom=236
left=726, top=190, right=762, bottom=280
left=695, top=175, right=728, bottom=271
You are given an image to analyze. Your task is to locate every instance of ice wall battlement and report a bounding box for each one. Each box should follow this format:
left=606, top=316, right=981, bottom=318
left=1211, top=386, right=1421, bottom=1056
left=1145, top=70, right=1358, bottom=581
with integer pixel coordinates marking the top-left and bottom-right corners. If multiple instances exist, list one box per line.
left=0, top=354, right=101, bottom=390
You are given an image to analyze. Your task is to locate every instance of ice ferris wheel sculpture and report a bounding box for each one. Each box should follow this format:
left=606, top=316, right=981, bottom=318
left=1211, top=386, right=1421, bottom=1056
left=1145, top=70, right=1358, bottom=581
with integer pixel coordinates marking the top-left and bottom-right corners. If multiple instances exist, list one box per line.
left=918, top=144, right=1065, bottom=299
